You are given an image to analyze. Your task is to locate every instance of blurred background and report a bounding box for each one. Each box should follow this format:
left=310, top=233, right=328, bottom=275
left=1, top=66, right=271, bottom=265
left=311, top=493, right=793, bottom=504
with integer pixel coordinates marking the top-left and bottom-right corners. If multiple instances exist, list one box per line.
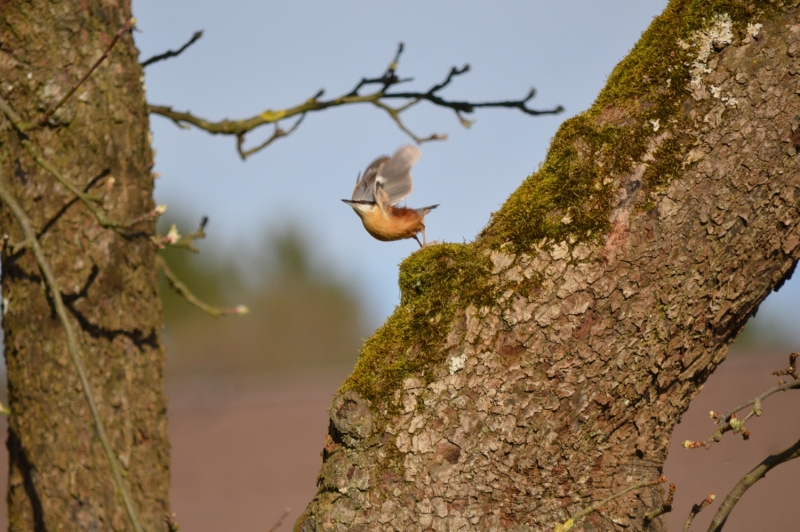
left=2, top=1, right=799, bottom=530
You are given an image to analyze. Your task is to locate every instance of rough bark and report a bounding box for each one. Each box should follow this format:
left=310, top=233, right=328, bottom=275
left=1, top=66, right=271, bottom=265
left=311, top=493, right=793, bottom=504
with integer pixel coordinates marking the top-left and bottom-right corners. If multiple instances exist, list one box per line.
left=0, top=2, right=171, bottom=531
left=297, top=3, right=800, bottom=531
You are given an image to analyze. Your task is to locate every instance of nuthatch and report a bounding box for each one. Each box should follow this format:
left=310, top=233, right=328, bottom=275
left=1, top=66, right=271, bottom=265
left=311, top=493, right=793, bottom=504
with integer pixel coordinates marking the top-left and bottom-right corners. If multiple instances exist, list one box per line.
left=342, top=145, right=438, bottom=247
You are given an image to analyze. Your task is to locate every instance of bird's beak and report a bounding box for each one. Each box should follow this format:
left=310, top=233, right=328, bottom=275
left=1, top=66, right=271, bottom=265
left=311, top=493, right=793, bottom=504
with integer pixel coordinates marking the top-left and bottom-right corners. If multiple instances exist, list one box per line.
left=341, top=199, right=355, bottom=205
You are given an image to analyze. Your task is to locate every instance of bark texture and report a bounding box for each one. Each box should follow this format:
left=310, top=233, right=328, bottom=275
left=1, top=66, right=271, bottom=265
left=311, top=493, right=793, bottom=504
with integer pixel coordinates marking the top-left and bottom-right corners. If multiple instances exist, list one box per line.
left=0, top=2, right=171, bottom=530
left=298, top=3, right=800, bottom=531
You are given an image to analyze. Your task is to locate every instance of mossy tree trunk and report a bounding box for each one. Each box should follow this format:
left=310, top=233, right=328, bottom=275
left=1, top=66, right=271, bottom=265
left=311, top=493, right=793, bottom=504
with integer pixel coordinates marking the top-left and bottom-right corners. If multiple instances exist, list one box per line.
left=0, top=2, right=171, bottom=531
left=297, top=2, right=800, bottom=531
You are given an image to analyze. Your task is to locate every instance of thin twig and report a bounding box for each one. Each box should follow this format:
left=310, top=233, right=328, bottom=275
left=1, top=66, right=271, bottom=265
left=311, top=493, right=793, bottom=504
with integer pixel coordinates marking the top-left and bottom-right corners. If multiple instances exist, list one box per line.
left=267, top=508, right=291, bottom=532
left=141, top=30, right=204, bottom=67
left=718, top=379, right=799, bottom=424
left=683, top=494, right=715, bottom=532
left=237, top=113, right=308, bottom=160
left=39, top=19, right=135, bottom=127
left=554, top=476, right=667, bottom=532
left=707, top=436, right=800, bottom=532
left=24, top=143, right=129, bottom=229
left=771, top=352, right=798, bottom=380
left=372, top=100, right=447, bottom=144
left=156, top=255, right=248, bottom=317
left=0, top=173, right=144, bottom=532
left=0, top=95, right=33, bottom=131
left=149, top=42, right=563, bottom=159
left=643, top=482, right=676, bottom=527
left=154, top=216, right=208, bottom=252
left=346, top=42, right=414, bottom=96
left=683, top=352, right=800, bottom=449
left=0, top=96, right=163, bottom=234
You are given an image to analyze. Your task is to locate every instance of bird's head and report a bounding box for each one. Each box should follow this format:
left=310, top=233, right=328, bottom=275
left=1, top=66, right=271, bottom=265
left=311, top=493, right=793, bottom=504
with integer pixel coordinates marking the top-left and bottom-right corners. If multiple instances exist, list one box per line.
left=341, top=199, right=376, bottom=220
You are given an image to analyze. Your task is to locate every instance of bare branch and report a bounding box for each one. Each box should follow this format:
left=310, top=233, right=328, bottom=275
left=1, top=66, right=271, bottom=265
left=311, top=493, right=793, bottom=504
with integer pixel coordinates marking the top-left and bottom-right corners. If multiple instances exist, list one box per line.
left=237, top=113, right=307, bottom=160
left=682, top=351, right=800, bottom=449
left=141, top=30, right=204, bottom=67
left=554, top=476, right=667, bottom=532
left=372, top=100, right=447, bottom=144
left=39, top=19, right=135, bottom=127
left=25, top=142, right=150, bottom=231
left=0, top=94, right=33, bottom=131
left=153, top=216, right=248, bottom=316
left=267, top=508, right=291, bottom=532
left=643, top=482, right=676, bottom=527
left=0, top=171, right=144, bottom=532
left=708, top=436, right=800, bottom=532
left=156, top=255, right=248, bottom=318
left=720, top=351, right=800, bottom=422
left=345, top=42, right=415, bottom=96
left=772, top=351, right=798, bottom=380
left=148, top=42, right=563, bottom=159
left=0, top=98, right=163, bottom=235
left=683, top=494, right=715, bottom=532
left=154, top=216, right=208, bottom=252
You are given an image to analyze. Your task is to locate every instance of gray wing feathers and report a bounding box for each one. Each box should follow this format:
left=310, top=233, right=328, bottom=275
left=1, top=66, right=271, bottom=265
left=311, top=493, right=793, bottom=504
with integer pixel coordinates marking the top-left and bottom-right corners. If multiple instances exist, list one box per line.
left=377, top=145, right=420, bottom=205
left=351, top=156, right=388, bottom=202
left=350, top=145, right=421, bottom=205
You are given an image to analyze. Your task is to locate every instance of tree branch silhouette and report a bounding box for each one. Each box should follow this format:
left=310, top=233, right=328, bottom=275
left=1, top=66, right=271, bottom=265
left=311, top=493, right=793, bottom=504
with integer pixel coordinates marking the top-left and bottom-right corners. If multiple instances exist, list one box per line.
left=148, top=42, right=563, bottom=159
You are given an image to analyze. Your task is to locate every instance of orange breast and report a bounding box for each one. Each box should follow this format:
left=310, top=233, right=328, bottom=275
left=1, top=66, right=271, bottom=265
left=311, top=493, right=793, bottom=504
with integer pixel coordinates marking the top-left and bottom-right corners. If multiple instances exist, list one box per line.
left=360, top=207, right=425, bottom=241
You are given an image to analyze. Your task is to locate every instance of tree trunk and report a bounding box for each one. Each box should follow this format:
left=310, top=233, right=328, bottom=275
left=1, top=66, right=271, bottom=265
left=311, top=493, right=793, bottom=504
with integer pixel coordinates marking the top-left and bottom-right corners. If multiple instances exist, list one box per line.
left=0, top=2, right=171, bottom=531
left=297, top=2, right=800, bottom=531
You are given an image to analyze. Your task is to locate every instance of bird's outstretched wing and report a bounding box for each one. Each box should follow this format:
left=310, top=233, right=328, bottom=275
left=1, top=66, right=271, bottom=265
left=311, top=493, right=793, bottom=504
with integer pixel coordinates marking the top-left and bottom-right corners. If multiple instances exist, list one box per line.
left=350, top=145, right=421, bottom=205
left=377, top=145, right=420, bottom=206
left=351, top=156, right=388, bottom=202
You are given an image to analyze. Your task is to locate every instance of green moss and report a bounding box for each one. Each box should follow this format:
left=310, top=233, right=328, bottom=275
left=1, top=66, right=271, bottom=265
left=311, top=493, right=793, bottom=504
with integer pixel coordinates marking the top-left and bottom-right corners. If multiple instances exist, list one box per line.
left=642, top=134, right=687, bottom=191
left=341, top=0, right=780, bottom=418
left=342, top=243, right=497, bottom=412
left=482, top=0, right=775, bottom=252
left=482, top=115, right=650, bottom=252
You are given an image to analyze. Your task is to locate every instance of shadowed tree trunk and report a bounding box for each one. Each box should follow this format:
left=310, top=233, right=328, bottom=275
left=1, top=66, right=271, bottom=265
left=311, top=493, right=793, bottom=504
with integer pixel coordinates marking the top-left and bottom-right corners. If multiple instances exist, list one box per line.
left=297, top=2, right=800, bottom=531
left=0, top=2, right=170, bottom=531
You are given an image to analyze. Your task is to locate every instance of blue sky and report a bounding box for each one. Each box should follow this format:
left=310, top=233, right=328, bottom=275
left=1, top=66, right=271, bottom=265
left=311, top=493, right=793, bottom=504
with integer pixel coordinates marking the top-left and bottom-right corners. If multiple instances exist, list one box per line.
left=132, top=1, right=799, bottom=345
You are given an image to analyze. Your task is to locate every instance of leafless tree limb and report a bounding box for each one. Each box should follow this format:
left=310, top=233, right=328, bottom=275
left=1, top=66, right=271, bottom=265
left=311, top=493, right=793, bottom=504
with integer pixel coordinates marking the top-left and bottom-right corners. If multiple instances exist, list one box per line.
left=154, top=216, right=208, bottom=252
left=643, top=482, right=676, bottom=528
left=148, top=42, right=563, bottom=159
left=683, top=494, right=715, bottom=532
left=682, top=351, right=800, bottom=449
left=266, top=508, right=291, bottom=532
left=39, top=19, right=135, bottom=127
left=771, top=351, right=798, bottom=380
left=156, top=255, right=248, bottom=318
left=141, top=30, right=204, bottom=67
left=0, top=95, right=163, bottom=233
left=707, top=436, right=800, bottom=532
left=237, top=112, right=308, bottom=160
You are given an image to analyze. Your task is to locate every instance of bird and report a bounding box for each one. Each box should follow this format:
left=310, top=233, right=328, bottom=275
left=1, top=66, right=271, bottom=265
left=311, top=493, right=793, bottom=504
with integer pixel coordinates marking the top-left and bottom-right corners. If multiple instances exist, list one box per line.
left=342, top=145, right=438, bottom=248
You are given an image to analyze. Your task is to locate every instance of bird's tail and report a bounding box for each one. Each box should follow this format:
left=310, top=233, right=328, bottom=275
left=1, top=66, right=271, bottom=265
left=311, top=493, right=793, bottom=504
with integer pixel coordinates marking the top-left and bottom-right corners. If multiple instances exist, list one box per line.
left=417, top=204, right=439, bottom=215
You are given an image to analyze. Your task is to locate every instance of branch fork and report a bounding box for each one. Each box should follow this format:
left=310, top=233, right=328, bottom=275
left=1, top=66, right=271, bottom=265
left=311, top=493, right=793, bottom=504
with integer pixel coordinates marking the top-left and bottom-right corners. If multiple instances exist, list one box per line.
left=149, top=42, right=563, bottom=159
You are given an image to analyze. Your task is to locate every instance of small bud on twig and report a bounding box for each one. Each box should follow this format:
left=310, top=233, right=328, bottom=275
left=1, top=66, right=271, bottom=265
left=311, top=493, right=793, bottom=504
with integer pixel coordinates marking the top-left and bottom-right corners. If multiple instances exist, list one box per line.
left=165, top=224, right=181, bottom=245
left=753, top=398, right=762, bottom=416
